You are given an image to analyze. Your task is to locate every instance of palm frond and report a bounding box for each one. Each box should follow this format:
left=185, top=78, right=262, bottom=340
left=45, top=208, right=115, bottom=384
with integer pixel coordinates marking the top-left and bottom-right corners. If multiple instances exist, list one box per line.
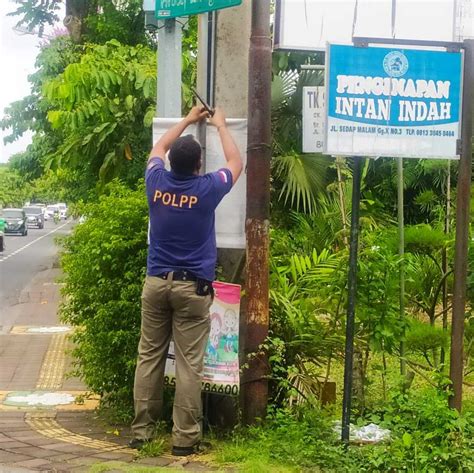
left=273, top=153, right=331, bottom=213
left=271, top=70, right=298, bottom=110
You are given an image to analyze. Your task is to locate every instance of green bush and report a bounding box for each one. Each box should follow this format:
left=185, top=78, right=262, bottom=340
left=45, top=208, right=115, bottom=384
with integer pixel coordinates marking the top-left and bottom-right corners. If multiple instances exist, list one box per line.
left=352, top=389, right=474, bottom=472
left=404, top=319, right=449, bottom=365
left=60, top=180, right=148, bottom=414
left=212, top=392, right=474, bottom=472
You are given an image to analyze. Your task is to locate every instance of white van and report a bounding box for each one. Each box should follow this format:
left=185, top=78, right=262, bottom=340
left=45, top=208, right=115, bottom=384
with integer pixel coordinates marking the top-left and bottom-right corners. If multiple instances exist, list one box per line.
left=56, top=203, right=68, bottom=219
left=45, top=205, right=59, bottom=220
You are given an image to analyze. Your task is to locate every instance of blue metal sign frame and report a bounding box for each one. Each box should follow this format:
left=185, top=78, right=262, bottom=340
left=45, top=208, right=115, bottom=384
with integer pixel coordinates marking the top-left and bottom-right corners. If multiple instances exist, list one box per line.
left=324, top=43, right=463, bottom=158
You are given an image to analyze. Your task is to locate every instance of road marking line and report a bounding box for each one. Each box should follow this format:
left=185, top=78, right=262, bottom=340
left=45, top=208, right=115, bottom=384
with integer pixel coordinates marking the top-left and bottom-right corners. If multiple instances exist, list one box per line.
left=0, top=222, right=70, bottom=263
left=25, top=413, right=132, bottom=453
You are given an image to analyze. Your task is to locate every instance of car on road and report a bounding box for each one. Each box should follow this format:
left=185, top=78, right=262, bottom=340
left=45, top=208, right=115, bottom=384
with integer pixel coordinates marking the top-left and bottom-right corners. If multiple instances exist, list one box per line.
left=23, top=206, right=45, bottom=229
left=44, top=205, right=59, bottom=221
left=1, top=208, right=28, bottom=236
left=56, top=203, right=68, bottom=220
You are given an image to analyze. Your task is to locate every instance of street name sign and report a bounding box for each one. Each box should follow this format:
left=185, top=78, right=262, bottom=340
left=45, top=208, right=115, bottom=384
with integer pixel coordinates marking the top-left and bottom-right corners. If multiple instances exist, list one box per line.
left=156, top=0, right=242, bottom=19
left=324, top=44, right=463, bottom=159
left=303, top=86, right=326, bottom=153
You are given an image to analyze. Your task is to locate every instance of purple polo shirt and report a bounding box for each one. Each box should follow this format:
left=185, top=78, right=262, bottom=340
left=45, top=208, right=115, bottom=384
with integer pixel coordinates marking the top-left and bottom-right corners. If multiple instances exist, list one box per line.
left=145, top=158, right=233, bottom=281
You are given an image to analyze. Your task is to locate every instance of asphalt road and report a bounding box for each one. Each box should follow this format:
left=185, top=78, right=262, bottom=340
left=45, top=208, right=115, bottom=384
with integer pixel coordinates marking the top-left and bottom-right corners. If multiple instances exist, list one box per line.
left=0, top=219, right=73, bottom=308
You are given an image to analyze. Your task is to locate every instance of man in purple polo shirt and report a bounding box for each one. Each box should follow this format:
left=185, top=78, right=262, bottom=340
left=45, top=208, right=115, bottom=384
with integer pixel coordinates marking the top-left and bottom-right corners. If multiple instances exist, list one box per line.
left=130, top=106, right=242, bottom=455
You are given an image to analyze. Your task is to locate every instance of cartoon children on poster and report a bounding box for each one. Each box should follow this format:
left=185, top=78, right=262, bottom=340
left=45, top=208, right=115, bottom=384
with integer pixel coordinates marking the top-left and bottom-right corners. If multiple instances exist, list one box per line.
left=206, top=308, right=239, bottom=364
left=167, top=282, right=240, bottom=393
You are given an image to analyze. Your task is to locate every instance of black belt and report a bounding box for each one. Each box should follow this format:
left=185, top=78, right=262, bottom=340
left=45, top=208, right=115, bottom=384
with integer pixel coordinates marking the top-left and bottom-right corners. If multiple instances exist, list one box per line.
left=157, top=271, right=198, bottom=282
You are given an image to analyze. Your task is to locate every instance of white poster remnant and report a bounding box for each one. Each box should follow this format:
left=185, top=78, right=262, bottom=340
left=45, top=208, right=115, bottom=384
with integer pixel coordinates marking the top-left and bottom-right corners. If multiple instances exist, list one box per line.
left=274, top=0, right=461, bottom=51
left=152, top=118, right=247, bottom=249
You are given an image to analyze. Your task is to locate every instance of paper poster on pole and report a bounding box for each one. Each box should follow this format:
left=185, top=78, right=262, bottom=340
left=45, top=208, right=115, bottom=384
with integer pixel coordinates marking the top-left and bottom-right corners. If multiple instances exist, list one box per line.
left=153, top=118, right=247, bottom=249
left=302, top=86, right=326, bottom=153
left=324, top=44, right=463, bottom=159
left=164, top=281, right=241, bottom=396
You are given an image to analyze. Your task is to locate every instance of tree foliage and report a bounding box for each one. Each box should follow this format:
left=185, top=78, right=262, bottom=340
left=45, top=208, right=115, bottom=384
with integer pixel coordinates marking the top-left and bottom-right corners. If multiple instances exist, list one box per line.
left=0, top=167, right=30, bottom=208
left=43, top=40, right=156, bottom=183
left=9, top=0, right=146, bottom=44
left=2, top=4, right=199, bottom=193
left=1, top=35, right=81, bottom=184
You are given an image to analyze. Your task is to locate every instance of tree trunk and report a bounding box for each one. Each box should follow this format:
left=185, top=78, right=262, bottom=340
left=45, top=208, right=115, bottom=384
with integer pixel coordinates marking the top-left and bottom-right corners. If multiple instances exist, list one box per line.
left=352, top=347, right=366, bottom=415
left=440, top=163, right=451, bottom=366
left=64, top=0, right=91, bottom=42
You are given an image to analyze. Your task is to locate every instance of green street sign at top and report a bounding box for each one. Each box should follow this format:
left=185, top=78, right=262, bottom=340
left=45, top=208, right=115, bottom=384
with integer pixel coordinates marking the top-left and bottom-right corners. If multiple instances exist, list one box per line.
left=156, top=0, right=242, bottom=19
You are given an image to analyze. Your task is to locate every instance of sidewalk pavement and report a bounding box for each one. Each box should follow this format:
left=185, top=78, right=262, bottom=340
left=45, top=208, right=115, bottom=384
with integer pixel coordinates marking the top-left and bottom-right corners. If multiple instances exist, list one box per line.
left=0, top=266, right=218, bottom=472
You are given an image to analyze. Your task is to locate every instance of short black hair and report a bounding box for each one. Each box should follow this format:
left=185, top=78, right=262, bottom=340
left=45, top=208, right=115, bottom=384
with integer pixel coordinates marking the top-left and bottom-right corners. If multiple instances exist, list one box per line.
left=169, top=135, right=201, bottom=175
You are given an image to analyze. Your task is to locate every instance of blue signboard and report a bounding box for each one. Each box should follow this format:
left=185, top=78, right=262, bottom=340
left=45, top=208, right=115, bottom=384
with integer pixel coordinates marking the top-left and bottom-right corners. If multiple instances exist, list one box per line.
left=325, top=44, right=463, bottom=159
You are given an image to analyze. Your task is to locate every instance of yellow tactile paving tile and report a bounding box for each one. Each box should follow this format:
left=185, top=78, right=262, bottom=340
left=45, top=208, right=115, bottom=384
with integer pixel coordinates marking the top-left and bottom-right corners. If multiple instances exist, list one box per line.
left=3, top=324, right=133, bottom=454
left=36, top=333, right=68, bottom=389
left=25, top=413, right=132, bottom=453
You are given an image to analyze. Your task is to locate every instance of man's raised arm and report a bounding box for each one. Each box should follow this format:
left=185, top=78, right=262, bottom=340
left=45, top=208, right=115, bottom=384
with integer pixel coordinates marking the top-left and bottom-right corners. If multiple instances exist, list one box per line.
left=209, top=108, right=243, bottom=185
left=148, top=106, right=209, bottom=163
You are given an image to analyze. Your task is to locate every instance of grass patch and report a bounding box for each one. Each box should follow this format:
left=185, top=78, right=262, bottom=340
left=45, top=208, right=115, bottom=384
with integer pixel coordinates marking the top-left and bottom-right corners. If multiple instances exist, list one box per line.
left=208, top=407, right=352, bottom=473
left=136, top=438, right=166, bottom=458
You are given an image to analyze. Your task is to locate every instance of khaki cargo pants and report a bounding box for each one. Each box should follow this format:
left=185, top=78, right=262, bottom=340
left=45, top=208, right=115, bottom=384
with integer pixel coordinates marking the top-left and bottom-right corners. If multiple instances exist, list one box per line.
left=132, top=273, right=212, bottom=447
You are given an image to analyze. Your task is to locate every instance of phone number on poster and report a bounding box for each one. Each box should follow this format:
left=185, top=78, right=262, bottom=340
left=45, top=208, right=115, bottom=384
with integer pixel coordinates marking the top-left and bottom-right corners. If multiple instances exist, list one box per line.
left=164, top=376, right=239, bottom=396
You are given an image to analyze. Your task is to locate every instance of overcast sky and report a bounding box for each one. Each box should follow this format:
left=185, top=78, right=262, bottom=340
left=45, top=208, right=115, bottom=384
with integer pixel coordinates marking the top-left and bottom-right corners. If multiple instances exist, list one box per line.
left=0, top=1, right=41, bottom=163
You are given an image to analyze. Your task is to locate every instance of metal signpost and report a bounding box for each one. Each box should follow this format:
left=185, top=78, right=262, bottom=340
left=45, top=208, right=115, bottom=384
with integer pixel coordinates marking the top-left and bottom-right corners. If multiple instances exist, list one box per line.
left=449, top=39, right=473, bottom=411
left=324, top=37, right=471, bottom=443
left=156, top=0, right=242, bottom=19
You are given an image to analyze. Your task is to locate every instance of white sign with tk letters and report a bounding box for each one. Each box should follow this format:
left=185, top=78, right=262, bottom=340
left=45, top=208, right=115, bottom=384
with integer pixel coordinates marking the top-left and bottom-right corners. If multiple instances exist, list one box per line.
left=303, top=86, right=326, bottom=153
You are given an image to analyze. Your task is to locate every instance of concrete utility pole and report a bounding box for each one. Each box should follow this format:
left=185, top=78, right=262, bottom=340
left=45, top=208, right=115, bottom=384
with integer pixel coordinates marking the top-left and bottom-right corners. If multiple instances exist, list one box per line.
left=157, top=19, right=182, bottom=117
left=213, top=4, right=251, bottom=116
left=213, top=2, right=251, bottom=285
left=243, top=0, right=272, bottom=424
left=196, top=1, right=251, bottom=427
